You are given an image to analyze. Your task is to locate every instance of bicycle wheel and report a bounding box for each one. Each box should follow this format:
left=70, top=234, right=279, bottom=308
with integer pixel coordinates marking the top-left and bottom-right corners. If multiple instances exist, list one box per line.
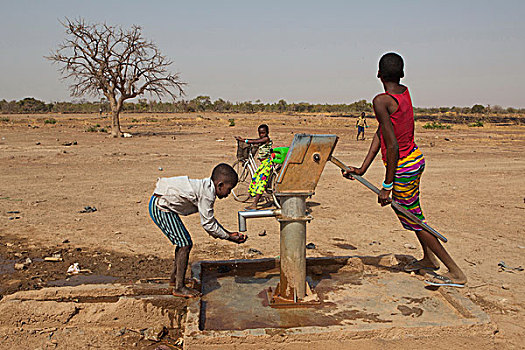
left=232, top=160, right=252, bottom=203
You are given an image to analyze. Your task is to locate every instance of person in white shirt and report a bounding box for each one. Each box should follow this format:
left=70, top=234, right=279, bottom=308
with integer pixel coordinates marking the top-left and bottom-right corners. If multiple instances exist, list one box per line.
left=149, top=163, right=247, bottom=298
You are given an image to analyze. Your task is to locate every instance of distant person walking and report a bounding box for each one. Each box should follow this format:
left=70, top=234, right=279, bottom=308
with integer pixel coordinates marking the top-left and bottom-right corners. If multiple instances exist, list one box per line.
left=356, top=112, right=368, bottom=140
left=342, top=52, right=467, bottom=288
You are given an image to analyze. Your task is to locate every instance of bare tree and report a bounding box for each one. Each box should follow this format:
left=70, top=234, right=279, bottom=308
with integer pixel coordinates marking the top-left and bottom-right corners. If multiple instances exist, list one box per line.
left=47, top=18, right=185, bottom=137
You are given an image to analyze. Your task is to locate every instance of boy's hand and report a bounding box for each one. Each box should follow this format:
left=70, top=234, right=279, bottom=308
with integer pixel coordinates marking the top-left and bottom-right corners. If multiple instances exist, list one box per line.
left=234, top=136, right=243, bottom=141
left=342, top=166, right=364, bottom=180
left=228, top=232, right=247, bottom=244
left=378, top=188, right=392, bottom=206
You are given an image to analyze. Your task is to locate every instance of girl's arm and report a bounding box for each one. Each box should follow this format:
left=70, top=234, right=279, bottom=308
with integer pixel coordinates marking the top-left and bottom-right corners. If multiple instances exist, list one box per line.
left=373, top=94, right=399, bottom=206
left=342, top=129, right=380, bottom=178
left=234, top=135, right=270, bottom=145
left=360, top=130, right=381, bottom=172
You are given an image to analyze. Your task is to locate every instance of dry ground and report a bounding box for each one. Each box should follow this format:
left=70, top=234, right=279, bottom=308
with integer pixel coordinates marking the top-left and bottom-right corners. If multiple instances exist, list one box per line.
left=0, top=112, right=524, bottom=349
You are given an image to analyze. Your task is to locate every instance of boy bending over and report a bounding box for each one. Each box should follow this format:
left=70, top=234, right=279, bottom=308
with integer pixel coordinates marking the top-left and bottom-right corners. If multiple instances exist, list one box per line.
left=343, top=53, right=467, bottom=287
left=149, top=163, right=247, bottom=297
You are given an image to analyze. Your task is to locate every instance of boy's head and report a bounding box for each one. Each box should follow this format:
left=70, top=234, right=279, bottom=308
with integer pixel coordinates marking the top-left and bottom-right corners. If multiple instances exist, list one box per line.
left=378, top=52, right=404, bottom=82
left=361, top=112, right=366, bottom=117
left=211, top=163, right=238, bottom=199
left=258, top=124, right=269, bottom=138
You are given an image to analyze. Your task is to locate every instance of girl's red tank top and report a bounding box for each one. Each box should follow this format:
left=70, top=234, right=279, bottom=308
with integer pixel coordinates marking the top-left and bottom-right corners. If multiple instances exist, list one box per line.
left=377, top=88, right=416, bottom=162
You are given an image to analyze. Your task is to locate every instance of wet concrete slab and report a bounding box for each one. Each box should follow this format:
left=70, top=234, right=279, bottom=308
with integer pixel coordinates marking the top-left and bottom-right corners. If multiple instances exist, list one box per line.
left=184, top=256, right=492, bottom=349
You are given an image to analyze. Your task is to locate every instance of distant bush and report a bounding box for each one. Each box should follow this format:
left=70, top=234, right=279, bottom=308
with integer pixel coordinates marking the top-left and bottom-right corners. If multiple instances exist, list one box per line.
left=44, top=118, right=57, bottom=124
left=145, top=117, right=157, bottom=122
left=0, top=117, right=9, bottom=122
left=422, top=122, right=451, bottom=130
left=131, top=118, right=139, bottom=123
left=468, top=121, right=484, bottom=127
left=471, top=104, right=486, bottom=114
left=228, top=118, right=235, bottom=127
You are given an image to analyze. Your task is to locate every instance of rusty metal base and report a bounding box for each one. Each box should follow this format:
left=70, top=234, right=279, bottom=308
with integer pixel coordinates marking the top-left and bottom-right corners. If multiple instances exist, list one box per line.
left=266, top=282, right=320, bottom=308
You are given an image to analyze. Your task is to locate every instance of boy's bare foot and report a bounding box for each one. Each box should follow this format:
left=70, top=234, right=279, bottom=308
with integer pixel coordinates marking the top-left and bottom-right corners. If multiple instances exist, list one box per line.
left=172, top=286, right=201, bottom=298
left=424, top=272, right=467, bottom=288
left=169, top=278, right=197, bottom=287
left=404, top=259, right=440, bottom=272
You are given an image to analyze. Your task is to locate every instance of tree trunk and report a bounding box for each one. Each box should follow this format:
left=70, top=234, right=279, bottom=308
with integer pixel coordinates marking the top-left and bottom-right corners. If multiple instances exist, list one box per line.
left=111, top=107, right=121, bottom=138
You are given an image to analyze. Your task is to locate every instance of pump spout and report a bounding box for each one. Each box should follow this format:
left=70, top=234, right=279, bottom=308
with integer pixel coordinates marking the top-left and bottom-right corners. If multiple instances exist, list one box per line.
left=238, top=209, right=281, bottom=232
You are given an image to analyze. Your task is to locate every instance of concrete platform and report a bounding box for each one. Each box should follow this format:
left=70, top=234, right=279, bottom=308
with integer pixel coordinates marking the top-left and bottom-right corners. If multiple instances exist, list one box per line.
left=184, top=256, right=493, bottom=349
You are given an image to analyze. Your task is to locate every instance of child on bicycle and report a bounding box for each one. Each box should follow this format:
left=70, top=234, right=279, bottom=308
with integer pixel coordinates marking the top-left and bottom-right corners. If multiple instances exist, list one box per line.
left=235, top=124, right=273, bottom=210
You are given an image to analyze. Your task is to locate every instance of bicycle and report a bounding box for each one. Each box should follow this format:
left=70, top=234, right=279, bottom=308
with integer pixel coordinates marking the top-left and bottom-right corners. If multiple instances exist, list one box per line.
left=231, top=140, right=280, bottom=208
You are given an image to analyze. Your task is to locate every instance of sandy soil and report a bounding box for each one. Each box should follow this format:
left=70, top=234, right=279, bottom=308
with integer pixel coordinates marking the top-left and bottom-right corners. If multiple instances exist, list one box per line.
left=0, top=112, right=523, bottom=349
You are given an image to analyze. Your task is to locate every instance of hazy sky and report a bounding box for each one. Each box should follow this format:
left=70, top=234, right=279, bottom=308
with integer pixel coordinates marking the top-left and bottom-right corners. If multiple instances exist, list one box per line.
left=1, top=0, right=524, bottom=107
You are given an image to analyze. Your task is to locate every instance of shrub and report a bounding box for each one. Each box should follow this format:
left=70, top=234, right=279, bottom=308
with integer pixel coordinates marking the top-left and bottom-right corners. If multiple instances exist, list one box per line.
left=468, top=121, right=484, bottom=127
left=422, top=122, right=451, bottom=130
left=44, top=118, right=57, bottom=124
left=131, top=118, right=139, bottom=123
left=228, top=118, right=235, bottom=127
left=0, top=117, right=9, bottom=122
left=86, top=125, right=98, bottom=132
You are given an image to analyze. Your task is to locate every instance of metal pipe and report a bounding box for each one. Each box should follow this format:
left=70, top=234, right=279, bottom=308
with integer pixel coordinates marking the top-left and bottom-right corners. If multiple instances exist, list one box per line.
left=238, top=209, right=281, bottom=232
left=330, top=155, right=448, bottom=242
left=279, top=196, right=307, bottom=299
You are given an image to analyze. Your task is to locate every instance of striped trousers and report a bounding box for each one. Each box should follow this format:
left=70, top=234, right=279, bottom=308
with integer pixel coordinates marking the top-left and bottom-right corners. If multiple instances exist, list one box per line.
left=149, top=195, right=193, bottom=247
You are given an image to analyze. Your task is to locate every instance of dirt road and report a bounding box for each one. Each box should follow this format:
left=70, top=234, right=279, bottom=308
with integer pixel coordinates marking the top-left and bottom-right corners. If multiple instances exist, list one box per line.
left=0, top=112, right=523, bottom=349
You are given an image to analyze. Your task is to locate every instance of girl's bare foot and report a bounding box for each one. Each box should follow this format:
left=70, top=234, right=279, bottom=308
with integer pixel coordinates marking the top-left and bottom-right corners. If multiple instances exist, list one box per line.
left=172, top=286, right=201, bottom=298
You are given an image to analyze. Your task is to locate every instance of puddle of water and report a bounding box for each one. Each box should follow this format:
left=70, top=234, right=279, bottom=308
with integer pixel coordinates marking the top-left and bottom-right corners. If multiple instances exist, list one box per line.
left=0, top=256, right=15, bottom=274
left=47, top=274, right=118, bottom=287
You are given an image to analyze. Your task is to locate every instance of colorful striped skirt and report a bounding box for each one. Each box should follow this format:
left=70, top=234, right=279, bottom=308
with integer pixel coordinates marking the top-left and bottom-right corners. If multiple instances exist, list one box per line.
left=392, top=146, right=426, bottom=231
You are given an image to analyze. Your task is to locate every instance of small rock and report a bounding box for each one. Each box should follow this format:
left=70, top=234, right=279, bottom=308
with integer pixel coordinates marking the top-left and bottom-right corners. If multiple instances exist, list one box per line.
left=62, top=239, right=70, bottom=244
left=502, top=284, right=510, bottom=290
left=247, top=248, right=263, bottom=255
left=122, top=133, right=133, bottom=138
left=14, top=263, right=26, bottom=270
left=404, top=243, right=417, bottom=250
left=79, top=206, right=97, bottom=213
left=24, top=257, right=32, bottom=265
left=444, top=138, right=451, bottom=141
left=306, top=243, right=316, bottom=249
left=115, top=328, right=126, bottom=337
left=158, top=167, right=163, bottom=171
left=44, top=256, right=63, bottom=262
left=144, top=326, right=167, bottom=342
left=258, top=230, right=267, bottom=237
